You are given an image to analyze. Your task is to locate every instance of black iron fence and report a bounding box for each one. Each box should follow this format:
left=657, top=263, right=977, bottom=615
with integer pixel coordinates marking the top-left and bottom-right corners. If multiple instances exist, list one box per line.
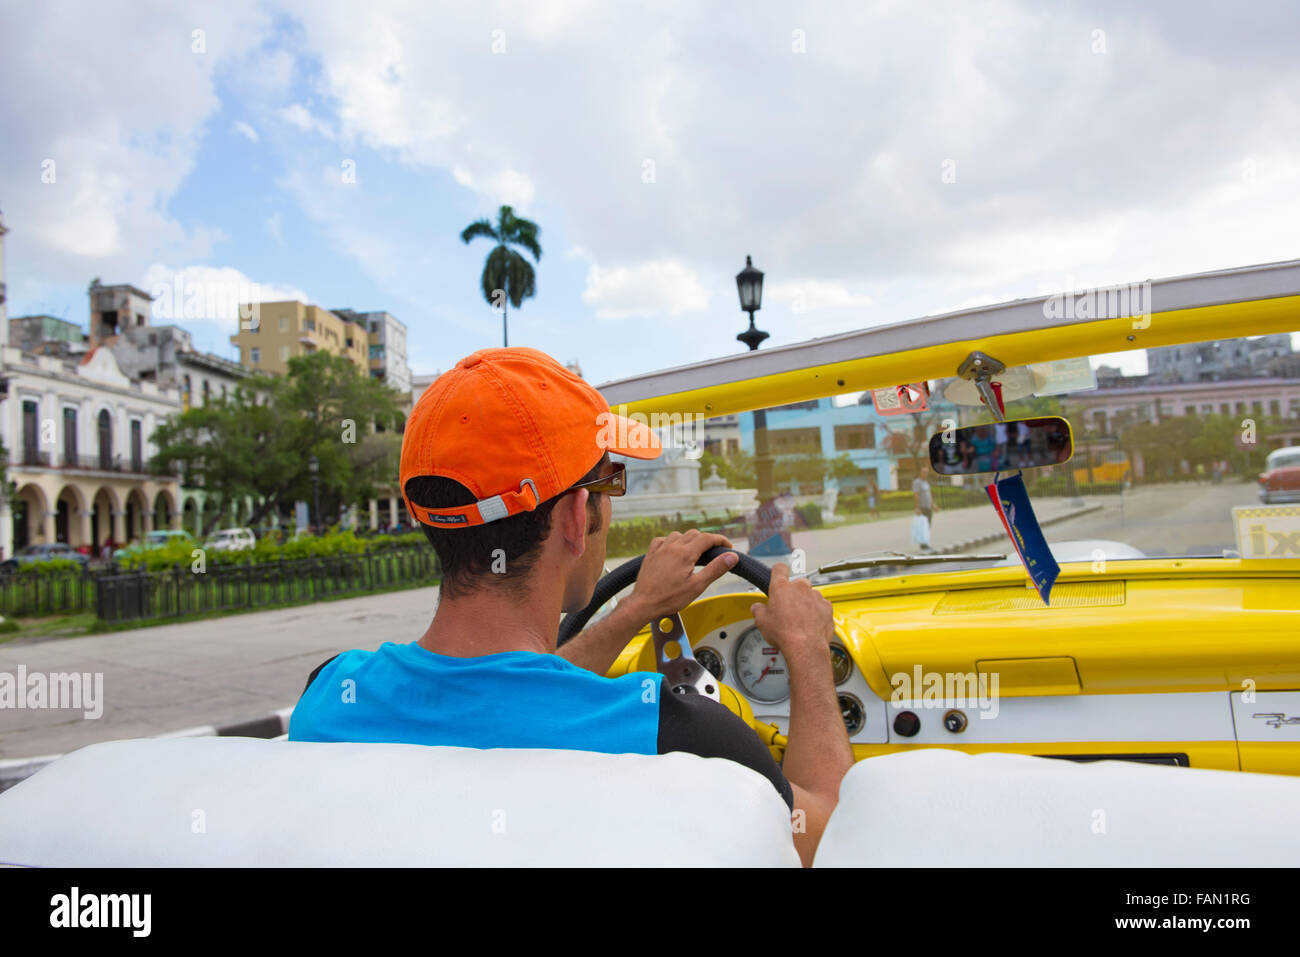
left=95, top=547, right=439, bottom=624
left=0, top=568, right=98, bottom=617
left=0, top=548, right=439, bottom=625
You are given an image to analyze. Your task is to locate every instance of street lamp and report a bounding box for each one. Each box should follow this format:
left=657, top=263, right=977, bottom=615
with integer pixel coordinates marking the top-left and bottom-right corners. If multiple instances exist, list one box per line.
left=735, top=255, right=768, bottom=351
left=308, top=455, right=321, bottom=533
left=735, top=255, right=774, bottom=505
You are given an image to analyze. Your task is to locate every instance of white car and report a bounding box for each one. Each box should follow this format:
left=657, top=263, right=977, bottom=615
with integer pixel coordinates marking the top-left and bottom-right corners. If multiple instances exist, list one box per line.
left=204, top=527, right=257, bottom=552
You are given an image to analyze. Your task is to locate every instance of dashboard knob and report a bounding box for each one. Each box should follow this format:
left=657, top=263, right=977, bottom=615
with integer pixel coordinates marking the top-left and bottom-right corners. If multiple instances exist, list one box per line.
left=893, top=710, right=921, bottom=737
left=943, top=709, right=968, bottom=733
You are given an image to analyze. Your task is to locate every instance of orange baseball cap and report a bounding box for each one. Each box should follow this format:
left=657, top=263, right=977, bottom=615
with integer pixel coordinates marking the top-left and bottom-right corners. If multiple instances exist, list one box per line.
left=401, top=347, right=661, bottom=528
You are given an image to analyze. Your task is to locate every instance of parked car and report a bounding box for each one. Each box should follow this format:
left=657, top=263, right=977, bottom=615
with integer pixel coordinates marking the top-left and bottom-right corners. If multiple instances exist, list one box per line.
left=112, top=529, right=197, bottom=562
left=0, top=542, right=90, bottom=574
left=1258, top=446, right=1300, bottom=504
left=204, top=527, right=257, bottom=552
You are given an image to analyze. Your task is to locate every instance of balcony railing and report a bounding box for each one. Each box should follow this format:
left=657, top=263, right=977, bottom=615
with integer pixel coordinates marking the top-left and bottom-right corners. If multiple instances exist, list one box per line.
left=15, top=450, right=177, bottom=478
left=20, top=449, right=51, bottom=467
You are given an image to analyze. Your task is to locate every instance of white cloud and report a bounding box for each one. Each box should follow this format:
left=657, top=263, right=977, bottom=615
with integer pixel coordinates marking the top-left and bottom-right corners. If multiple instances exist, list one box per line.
left=581, top=259, right=709, bottom=319
left=231, top=120, right=259, bottom=143
left=765, top=281, right=874, bottom=313
left=280, top=0, right=1300, bottom=324
left=140, top=263, right=310, bottom=322
left=0, top=0, right=269, bottom=281
left=279, top=103, right=334, bottom=139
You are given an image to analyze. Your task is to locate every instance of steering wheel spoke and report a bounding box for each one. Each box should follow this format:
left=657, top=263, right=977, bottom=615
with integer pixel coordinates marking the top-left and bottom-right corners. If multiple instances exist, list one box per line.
left=650, top=612, right=720, bottom=702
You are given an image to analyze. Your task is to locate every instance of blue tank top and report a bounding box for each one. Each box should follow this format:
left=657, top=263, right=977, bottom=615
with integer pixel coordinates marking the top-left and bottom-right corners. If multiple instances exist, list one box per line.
left=287, top=641, right=662, bottom=754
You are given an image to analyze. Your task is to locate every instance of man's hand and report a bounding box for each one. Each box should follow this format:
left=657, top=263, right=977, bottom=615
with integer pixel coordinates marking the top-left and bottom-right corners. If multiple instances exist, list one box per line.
left=623, top=530, right=738, bottom=626
left=749, top=563, right=850, bottom=868
left=749, top=563, right=835, bottom=663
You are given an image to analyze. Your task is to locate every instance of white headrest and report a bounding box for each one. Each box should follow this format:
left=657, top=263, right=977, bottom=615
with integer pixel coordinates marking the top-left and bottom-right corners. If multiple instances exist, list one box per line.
left=815, top=749, right=1300, bottom=867
left=0, top=737, right=799, bottom=867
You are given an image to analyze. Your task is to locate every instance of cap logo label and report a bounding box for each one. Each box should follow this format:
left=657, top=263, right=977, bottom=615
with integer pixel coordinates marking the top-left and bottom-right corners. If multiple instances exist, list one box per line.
left=426, top=512, right=468, bottom=524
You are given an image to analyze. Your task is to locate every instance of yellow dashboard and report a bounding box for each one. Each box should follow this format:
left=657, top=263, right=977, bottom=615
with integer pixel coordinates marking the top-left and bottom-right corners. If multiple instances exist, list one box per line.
left=607, top=560, right=1300, bottom=775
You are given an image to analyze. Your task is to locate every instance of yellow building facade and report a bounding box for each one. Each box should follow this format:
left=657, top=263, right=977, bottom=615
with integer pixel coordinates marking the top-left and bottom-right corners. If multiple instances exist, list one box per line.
left=230, top=301, right=368, bottom=375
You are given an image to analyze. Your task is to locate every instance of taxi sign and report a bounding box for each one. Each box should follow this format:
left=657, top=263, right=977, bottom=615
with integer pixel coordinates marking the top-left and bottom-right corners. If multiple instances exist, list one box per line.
left=872, top=381, right=930, bottom=416
left=1233, top=505, right=1300, bottom=558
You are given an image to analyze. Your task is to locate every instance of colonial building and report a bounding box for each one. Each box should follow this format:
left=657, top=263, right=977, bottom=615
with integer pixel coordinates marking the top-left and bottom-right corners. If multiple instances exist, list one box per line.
left=111, top=322, right=249, bottom=411
left=1066, top=377, right=1300, bottom=447
left=0, top=343, right=182, bottom=556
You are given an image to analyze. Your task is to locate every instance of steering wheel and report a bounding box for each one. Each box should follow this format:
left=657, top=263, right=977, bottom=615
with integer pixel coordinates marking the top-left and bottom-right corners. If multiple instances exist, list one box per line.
left=557, top=545, right=772, bottom=702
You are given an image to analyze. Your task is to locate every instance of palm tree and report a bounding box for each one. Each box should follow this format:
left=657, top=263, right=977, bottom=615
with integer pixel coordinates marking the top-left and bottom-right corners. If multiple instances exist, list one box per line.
left=460, top=205, right=542, bottom=347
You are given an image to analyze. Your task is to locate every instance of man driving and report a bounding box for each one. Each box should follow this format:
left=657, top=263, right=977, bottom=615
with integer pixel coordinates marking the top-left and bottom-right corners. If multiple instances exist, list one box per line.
left=288, top=347, right=854, bottom=866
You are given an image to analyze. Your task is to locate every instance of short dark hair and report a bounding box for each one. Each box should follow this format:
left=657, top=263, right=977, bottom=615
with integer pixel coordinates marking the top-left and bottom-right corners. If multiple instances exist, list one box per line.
left=406, top=452, right=609, bottom=599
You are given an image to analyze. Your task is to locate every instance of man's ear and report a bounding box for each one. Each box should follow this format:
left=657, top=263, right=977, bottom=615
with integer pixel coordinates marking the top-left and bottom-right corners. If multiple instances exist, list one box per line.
left=556, top=489, right=589, bottom=557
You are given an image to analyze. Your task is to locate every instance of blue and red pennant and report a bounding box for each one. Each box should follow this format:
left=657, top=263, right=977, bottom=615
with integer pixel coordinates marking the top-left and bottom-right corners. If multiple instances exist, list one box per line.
left=985, top=471, right=1060, bottom=605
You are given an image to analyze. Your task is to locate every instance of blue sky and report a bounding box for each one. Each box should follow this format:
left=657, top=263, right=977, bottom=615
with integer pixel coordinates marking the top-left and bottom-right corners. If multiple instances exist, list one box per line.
left=3, top=1, right=1298, bottom=386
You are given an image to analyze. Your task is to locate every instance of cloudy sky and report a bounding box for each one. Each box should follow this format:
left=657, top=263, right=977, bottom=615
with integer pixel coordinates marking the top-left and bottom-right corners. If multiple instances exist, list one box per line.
left=2, top=0, right=1298, bottom=385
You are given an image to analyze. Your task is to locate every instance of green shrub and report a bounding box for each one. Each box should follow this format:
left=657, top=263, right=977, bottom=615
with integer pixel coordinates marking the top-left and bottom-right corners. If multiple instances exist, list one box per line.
left=794, top=503, right=823, bottom=528
left=116, top=528, right=409, bottom=571
left=17, top=558, right=82, bottom=575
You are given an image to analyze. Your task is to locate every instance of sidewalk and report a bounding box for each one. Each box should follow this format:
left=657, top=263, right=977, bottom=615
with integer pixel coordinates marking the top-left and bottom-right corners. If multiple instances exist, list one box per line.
left=0, top=586, right=440, bottom=769
left=614, top=496, right=1105, bottom=572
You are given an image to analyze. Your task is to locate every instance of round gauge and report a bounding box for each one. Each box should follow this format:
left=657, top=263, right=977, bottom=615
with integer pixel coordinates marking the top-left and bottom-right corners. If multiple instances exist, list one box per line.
left=838, top=693, right=866, bottom=735
left=732, top=626, right=789, bottom=703
left=829, top=644, right=853, bottom=685
left=695, top=646, right=724, bottom=681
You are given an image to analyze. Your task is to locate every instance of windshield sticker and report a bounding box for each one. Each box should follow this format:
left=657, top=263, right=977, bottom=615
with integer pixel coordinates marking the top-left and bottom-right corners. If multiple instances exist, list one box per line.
left=985, top=472, right=1061, bottom=605
left=871, top=382, right=931, bottom=415
left=1233, top=505, right=1300, bottom=558
left=1030, top=357, right=1098, bottom=396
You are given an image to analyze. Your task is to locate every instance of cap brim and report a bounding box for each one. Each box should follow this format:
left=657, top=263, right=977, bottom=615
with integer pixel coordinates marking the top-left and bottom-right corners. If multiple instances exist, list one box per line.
left=597, top=413, right=663, bottom=460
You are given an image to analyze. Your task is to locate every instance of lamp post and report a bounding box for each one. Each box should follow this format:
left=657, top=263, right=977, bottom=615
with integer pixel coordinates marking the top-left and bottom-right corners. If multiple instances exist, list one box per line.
left=308, top=455, right=321, bottom=533
left=736, top=256, right=774, bottom=505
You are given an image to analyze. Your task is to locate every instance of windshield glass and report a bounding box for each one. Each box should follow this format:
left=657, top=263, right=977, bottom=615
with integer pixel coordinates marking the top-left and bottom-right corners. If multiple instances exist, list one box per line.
left=610, top=330, right=1300, bottom=579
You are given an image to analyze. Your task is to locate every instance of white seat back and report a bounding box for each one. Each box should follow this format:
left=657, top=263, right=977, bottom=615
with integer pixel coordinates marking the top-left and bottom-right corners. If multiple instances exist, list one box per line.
left=0, top=737, right=799, bottom=867
left=814, top=749, right=1300, bottom=867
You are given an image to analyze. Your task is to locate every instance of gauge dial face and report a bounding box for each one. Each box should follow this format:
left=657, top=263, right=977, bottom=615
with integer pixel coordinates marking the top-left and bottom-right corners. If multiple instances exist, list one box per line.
left=830, top=644, right=853, bottom=685
left=733, top=626, right=789, bottom=703
left=838, top=694, right=866, bottom=735
left=695, top=646, right=724, bottom=682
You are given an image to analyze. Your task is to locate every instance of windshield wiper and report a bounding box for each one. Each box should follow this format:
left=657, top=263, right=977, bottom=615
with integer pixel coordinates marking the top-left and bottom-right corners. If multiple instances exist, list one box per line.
left=816, top=552, right=1008, bottom=573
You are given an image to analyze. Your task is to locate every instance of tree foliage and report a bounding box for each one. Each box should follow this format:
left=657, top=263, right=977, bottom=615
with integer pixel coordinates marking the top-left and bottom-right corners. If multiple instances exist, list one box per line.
left=150, top=352, right=407, bottom=534
left=461, top=205, right=542, bottom=346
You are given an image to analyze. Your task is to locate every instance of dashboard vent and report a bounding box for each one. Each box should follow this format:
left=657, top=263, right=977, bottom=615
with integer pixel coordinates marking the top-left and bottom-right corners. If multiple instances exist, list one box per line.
left=932, top=581, right=1125, bottom=615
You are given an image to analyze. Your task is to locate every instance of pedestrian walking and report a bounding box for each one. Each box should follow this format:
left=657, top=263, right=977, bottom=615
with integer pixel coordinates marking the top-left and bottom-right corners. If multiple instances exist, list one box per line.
left=912, top=465, right=935, bottom=551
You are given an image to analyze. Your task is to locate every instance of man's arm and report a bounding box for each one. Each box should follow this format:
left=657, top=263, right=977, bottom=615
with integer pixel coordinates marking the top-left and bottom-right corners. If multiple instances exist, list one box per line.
left=556, top=598, right=651, bottom=675
left=751, top=564, right=855, bottom=867
left=557, top=530, right=738, bottom=675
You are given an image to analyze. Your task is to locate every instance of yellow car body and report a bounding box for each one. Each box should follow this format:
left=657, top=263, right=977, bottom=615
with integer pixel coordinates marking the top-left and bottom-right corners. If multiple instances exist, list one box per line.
left=597, top=259, right=1300, bottom=776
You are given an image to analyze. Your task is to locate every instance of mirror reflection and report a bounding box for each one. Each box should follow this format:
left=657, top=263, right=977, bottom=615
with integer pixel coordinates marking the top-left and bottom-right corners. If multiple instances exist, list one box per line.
left=929, top=416, right=1074, bottom=475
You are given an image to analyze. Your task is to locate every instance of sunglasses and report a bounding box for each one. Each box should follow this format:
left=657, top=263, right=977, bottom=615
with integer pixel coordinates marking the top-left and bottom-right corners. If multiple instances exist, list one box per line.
left=566, top=461, right=627, bottom=497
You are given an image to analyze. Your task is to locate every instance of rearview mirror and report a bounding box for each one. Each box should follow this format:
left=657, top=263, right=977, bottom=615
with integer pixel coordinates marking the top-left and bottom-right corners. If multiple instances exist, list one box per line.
left=928, top=416, right=1073, bottom=475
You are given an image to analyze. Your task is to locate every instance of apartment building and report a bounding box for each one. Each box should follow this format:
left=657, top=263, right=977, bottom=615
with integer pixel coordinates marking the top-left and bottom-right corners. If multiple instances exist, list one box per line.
left=230, top=301, right=368, bottom=375
left=332, top=308, right=411, bottom=395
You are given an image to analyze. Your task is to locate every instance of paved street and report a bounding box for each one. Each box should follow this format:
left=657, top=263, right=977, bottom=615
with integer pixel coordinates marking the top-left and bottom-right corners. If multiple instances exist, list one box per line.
left=0, top=480, right=1264, bottom=761
left=0, top=588, right=439, bottom=760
